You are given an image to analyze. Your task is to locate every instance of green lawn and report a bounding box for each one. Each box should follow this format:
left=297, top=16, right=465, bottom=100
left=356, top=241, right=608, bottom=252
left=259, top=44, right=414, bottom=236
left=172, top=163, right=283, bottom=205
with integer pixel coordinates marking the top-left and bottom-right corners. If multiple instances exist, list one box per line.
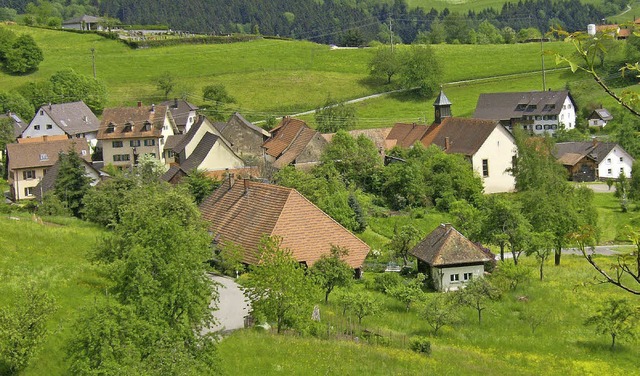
left=593, top=191, right=640, bottom=243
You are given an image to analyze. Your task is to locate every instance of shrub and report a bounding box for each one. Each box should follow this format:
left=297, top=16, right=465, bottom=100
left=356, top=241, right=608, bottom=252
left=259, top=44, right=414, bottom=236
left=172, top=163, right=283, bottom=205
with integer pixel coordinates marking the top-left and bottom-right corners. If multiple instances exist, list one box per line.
left=409, top=336, right=432, bottom=355
left=373, top=272, right=402, bottom=293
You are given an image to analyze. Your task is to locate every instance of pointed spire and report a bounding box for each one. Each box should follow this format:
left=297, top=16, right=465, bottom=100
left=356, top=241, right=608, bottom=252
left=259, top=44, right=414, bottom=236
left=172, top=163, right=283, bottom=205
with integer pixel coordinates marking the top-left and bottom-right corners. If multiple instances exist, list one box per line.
left=433, top=87, right=452, bottom=124
left=433, top=88, right=452, bottom=107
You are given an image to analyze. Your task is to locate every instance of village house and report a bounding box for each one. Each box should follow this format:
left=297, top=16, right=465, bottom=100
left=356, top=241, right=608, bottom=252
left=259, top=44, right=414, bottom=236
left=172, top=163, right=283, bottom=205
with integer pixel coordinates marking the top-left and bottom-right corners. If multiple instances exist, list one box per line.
left=554, top=140, right=634, bottom=181
left=262, top=117, right=328, bottom=170
left=62, top=15, right=104, bottom=31
left=161, top=98, right=199, bottom=134
left=6, top=136, right=91, bottom=201
left=161, top=116, right=245, bottom=183
left=21, top=101, right=100, bottom=147
left=587, top=108, right=613, bottom=128
left=199, top=179, right=370, bottom=275
left=213, top=112, right=270, bottom=160
left=386, top=91, right=517, bottom=193
left=33, top=157, right=105, bottom=202
left=410, top=223, right=494, bottom=292
left=96, top=103, right=177, bottom=169
left=473, top=90, right=576, bottom=135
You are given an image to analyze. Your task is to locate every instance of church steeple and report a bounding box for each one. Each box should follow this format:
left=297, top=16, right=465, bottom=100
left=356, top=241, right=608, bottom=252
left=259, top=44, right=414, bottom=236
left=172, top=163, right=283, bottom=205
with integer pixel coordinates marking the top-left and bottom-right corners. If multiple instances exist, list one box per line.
left=433, top=89, right=452, bottom=124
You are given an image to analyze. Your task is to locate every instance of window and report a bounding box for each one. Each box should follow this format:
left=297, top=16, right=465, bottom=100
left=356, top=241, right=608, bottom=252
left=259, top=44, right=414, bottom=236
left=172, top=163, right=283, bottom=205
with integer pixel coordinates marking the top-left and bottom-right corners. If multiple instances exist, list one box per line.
left=450, top=274, right=460, bottom=282
left=482, top=159, right=489, bottom=177
left=620, top=168, right=625, bottom=174
left=515, top=104, right=527, bottom=111
left=81, top=150, right=87, bottom=156
left=607, top=158, right=612, bottom=164
left=142, top=122, right=152, bottom=131
left=535, top=115, right=542, bottom=120
left=23, top=170, right=36, bottom=180
left=144, top=139, right=155, bottom=146
left=620, top=157, right=624, bottom=162
left=106, top=124, right=115, bottom=133
left=112, top=141, right=123, bottom=148
left=39, top=153, right=48, bottom=161
left=46, top=124, right=52, bottom=129
left=608, top=169, right=612, bottom=175
left=147, top=153, right=156, bottom=158
left=535, top=125, right=543, bottom=130
left=123, top=123, right=133, bottom=132
left=24, top=187, right=34, bottom=197
left=544, top=124, right=551, bottom=130
left=39, top=110, right=44, bottom=115
left=42, top=168, right=47, bottom=176
left=463, top=273, right=473, bottom=281
left=160, top=138, right=164, bottom=145
left=130, top=140, right=141, bottom=147
left=113, top=154, right=131, bottom=162
left=166, top=150, right=174, bottom=158
left=34, top=125, right=40, bottom=130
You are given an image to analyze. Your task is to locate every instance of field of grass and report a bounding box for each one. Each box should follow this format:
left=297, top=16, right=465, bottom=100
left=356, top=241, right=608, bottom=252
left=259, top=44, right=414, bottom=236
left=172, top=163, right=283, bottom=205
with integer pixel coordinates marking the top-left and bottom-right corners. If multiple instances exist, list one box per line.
left=1, top=25, right=578, bottom=125
left=0, top=214, right=108, bottom=375
left=406, top=0, right=607, bottom=13
left=219, top=255, right=639, bottom=375
left=593, top=191, right=640, bottom=243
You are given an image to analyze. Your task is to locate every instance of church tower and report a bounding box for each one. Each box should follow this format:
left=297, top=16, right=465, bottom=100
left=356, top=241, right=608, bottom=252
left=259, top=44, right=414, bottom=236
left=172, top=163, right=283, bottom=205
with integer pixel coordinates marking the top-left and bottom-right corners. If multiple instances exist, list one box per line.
left=433, top=89, right=452, bottom=124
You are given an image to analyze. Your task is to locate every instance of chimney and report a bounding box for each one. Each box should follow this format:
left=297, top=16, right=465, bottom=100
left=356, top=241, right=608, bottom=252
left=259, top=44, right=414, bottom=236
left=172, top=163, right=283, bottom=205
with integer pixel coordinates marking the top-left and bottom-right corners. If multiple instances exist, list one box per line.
left=174, top=97, right=178, bottom=109
left=151, top=104, right=155, bottom=113
left=244, top=179, right=250, bottom=196
left=83, top=115, right=88, bottom=122
left=42, top=135, right=48, bottom=142
left=592, top=137, right=598, bottom=147
left=137, top=101, right=142, bottom=108
left=48, top=102, right=52, bottom=111
left=227, top=171, right=235, bottom=190
left=444, top=137, right=450, bottom=151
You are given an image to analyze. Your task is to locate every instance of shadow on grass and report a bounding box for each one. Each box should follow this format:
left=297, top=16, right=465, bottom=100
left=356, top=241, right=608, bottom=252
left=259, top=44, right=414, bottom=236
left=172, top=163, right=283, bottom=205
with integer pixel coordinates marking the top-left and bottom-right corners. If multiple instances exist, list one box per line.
left=575, top=339, right=622, bottom=352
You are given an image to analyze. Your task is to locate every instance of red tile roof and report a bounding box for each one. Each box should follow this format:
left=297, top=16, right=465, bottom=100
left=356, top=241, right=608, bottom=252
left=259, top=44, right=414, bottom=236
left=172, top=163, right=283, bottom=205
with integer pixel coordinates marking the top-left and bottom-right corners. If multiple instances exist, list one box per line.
left=199, top=180, right=370, bottom=268
left=386, top=123, right=429, bottom=148
left=7, top=138, right=91, bottom=170
left=420, top=117, right=501, bottom=156
left=263, top=117, right=307, bottom=158
left=410, top=223, right=493, bottom=266
left=97, top=105, right=171, bottom=140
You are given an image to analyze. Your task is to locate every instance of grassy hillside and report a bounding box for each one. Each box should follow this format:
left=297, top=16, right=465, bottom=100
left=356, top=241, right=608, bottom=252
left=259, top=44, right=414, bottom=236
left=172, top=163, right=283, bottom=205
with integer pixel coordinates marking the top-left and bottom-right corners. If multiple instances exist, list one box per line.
left=407, top=0, right=607, bottom=13
left=0, top=25, right=580, bottom=125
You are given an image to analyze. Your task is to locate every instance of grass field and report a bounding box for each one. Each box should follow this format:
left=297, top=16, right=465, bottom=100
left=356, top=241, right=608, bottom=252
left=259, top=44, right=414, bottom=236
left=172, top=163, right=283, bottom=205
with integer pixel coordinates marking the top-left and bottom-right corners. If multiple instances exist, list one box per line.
left=0, top=25, right=581, bottom=125
left=406, top=0, right=608, bottom=13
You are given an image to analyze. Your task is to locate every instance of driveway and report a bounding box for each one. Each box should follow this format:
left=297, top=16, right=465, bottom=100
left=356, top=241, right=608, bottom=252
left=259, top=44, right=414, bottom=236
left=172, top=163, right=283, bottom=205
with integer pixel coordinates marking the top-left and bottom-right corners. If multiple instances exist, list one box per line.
left=206, top=275, right=250, bottom=334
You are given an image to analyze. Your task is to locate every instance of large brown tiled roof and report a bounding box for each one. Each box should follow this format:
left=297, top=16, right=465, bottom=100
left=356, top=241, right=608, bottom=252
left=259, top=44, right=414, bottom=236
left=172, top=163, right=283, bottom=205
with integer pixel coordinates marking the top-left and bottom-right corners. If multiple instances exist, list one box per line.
left=410, top=223, right=492, bottom=266
left=272, top=127, right=318, bottom=169
left=263, top=117, right=307, bottom=157
left=7, top=138, right=91, bottom=171
left=420, top=117, right=502, bottom=156
left=97, top=105, right=170, bottom=140
left=39, top=101, right=100, bottom=136
left=199, top=180, right=370, bottom=268
left=473, top=90, right=573, bottom=121
left=554, top=141, right=633, bottom=165
left=386, top=123, right=429, bottom=149
left=322, top=128, right=392, bottom=151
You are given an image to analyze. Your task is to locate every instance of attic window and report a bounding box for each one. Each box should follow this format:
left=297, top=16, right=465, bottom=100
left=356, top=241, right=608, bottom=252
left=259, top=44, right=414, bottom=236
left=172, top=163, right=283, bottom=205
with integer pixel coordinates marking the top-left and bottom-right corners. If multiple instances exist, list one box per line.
left=515, top=104, right=527, bottom=111
left=123, top=123, right=133, bottom=132
left=543, top=104, right=556, bottom=111
left=39, top=153, right=48, bottom=161
left=106, top=123, right=115, bottom=133
left=525, top=105, right=536, bottom=112
left=142, top=121, right=152, bottom=132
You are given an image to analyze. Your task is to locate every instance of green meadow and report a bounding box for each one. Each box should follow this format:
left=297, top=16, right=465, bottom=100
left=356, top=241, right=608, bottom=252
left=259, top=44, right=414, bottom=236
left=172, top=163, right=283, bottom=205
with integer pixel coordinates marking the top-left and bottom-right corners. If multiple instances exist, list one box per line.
left=407, top=0, right=616, bottom=13
left=0, top=25, right=583, bottom=126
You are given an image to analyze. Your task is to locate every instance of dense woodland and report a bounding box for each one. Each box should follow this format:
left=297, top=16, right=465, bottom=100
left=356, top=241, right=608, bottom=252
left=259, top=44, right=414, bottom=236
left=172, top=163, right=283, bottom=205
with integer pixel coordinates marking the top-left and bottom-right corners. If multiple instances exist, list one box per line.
left=0, top=0, right=617, bottom=44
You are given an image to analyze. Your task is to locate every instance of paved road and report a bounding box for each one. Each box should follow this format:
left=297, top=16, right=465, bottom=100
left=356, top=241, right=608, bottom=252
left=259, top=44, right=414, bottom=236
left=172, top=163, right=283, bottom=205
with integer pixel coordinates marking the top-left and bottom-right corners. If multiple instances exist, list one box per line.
left=499, top=244, right=629, bottom=260
left=206, top=275, right=250, bottom=334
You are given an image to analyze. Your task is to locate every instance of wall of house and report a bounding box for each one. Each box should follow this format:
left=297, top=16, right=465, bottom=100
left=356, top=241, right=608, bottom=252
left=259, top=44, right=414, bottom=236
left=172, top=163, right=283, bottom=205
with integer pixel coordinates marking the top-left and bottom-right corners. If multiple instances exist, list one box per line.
left=559, top=96, right=576, bottom=130
left=598, top=147, right=634, bottom=179
left=159, top=112, right=176, bottom=163
left=199, top=142, right=245, bottom=171
left=471, top=126, right=516, bottom=194
left=22, top=112, right=65, bottom=139
left=222, top=119, right=268, bottom=159
left=588, top=118, right=606, bottom=127
left=295, top=134, right=327, bottom=165
left=10, top=167, right=47, bottom=200
left=431, top=264, right=485, bottom=292
left=102, top=139, right=161, bottom=168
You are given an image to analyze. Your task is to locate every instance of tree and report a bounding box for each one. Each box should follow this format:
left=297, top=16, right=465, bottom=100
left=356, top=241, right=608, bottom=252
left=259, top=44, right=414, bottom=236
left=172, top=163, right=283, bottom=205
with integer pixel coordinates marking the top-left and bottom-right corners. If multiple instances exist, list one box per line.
left=4, top=34, right=43, bottom=74
left=480, top=195, right=519, bottom=261
left=134, top=153, right=166, bottom=183
left=215, top=240, right=245, bottom=277
left=398, top=45, right=442, bottom=97
left=155, top=71, right=176, bottom=99
left=82, top=176, right=136, bottom=227
left=348, top=291, right=380, bottom=324
left=0, top=117, right=13, bottom=164
left=314, top=96, right=357, bottom=133
left=614, top=172, right=629, bottom=212
left=584, top=299, right=638, bottom=350
left=310, top=245, right=353, bottom=303
left=0, top=91, right=35, bottom=120
left=524, top=231, right=555, bottom=281
left=0, top=26, right=16, bottom=61
left=243, top=235, right=317, bottom=333
left=0, top=284, right=56, bottom=375
left=182, top=169, right=220, bottom=205
left=490, top=261, right=531, bottom=291
left=455, top=277, right=501, bottom=324
left=369, top=47, right=399, bottom=84
left=387, top=224, right=420, bottom=267
left=388, top=273, right=426, bottom=311
left=629, top=161, right=640, bottom=203
left=202, top=84, right=235, bottom=121
left=420, top=293, right=459, bottom=336
left=49, top=68, right=108, bottom=113
left=54, top=147, right=92, bottom=218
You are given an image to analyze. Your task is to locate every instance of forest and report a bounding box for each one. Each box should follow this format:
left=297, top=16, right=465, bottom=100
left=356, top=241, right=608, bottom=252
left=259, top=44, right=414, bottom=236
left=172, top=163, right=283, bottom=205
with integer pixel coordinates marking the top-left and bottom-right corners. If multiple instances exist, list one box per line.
left=0, top=0, right=617, bottom=44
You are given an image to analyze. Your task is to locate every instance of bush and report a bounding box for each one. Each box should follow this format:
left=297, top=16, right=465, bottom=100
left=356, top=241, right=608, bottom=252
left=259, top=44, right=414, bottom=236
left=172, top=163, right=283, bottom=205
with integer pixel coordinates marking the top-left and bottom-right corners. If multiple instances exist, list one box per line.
left=38, top=193, right=71, bottom=217
left=373, top=272, right=402, bottom=293
left=409, top=336, right=432, bottom=355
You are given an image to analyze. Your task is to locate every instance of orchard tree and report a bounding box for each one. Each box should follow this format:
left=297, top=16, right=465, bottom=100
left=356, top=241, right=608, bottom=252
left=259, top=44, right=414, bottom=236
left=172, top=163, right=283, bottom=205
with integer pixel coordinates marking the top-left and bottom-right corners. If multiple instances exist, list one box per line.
left=314, top=96, right=357, bottom=133
left=155, top=71, right=176, bottom=99
left=387, top=224, right=420, bottom=267
left=0, top=284, right=56, bottom=375
left=369, top=46, right=399, bottom=84
left=4, top=34, right=43, bottom=74
left=398, top=45, right=442, bottom=97
left=243, top=236, right=317, bottom=333
left=310, top=245, right=353, bottom=303
left=420, top=293, right=459, bottom=336
left=584, top=298, right=639, bottom=350
left=524, top=231, right=555, bottom=281
left=388, top=273, right=426, bottom=311
left=348, top=291, right=380, bottom=325
left=182, top=168, right=220, bottom=204
left=455, top=277, right=501, bottom=324
left=202, top=84, right=235, bottom=120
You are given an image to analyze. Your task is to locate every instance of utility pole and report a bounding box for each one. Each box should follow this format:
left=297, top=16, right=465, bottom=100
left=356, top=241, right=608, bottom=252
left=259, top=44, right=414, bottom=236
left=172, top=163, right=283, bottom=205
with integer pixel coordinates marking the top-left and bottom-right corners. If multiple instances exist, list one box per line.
left=388, top=18, right=394, bottom=52
left=91, top=48, right=96, bottom=79
left=540, top=37, right=546, bottom=91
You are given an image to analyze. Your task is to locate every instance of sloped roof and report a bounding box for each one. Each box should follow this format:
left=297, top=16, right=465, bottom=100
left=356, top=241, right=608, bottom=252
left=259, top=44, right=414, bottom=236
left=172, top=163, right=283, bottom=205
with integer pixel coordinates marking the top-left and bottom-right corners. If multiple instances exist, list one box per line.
left=161, top=99, right=198, bottom=128
left=7, top=138, right=91, bottom=171
left=420, top=117, right=503, bottom=156
left=161, top=164, right=185, bottom=183
left=0, top=112, right=26, bottom=139
left=63, top=15, right=103, bottom=24
left=38, top=101, right=99, bottom=136
left=386, top=123, right=429, bottom=149
left=554, top=141, right=632, bottom=165
left=164, top=134, right=183, bottom=150
left=172, top=116, right=205, bottom=154
left=590, top=108, right=613, bottom=121
left=473, top=90, right=573, bottom=120
left=33, top=158, right=103, bottom=201
left=433, top=90, right=452, bottom=106
left=271, top=127, right=319, bottom=169
left=557, top=152, right=590, bottom=166
left=97, top=105, right=170, bottom=140
left=218, top=112, right=270, bottom=138
left=322, top=128, right=392, bottom=151
left=410, top=223, right=492, bottom=267
left=199, top=180, right=370, bottom=268
left=263, top=117, right=307, bottom=157
left=179, top=132, right=220, bottom=172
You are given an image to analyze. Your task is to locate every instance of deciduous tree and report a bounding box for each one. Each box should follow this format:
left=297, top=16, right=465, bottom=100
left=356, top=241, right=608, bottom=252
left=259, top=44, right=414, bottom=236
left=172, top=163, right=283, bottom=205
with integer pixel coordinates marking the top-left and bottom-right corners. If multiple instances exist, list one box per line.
left=398, top=45, right=442, bottom=97
left=388, top=273, right=426, bottom=311
left=314, top=96, right=357, bottom=133
left=4, top=34, right=43, bottom=74
left=420, top=293, right=459, bottom=336
left=584, top=298, right=639, bottom=350
left=387, top=224, right=420, bottom=267
left=155, top=71, right=176, bottom=99
left=455, top=277, right=501, bottom=324
left=310, top=245, right=353, bottom=303
left=369, top=46, right=399, bottom=84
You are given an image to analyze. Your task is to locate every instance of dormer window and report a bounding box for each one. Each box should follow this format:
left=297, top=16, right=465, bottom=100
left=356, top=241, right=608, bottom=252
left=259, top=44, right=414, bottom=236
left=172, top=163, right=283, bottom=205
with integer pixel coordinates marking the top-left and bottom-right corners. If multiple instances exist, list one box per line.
left=142, top=121, right=152, bottom=132
left=515, top=104, right=526, bottom=111
left=39, top=153, right=48, bottom=161
left=123, top=123, right=133, bottom=132
left=525, top=105, right=536, bottom=112
left=106, top=123, right=115, bottom=133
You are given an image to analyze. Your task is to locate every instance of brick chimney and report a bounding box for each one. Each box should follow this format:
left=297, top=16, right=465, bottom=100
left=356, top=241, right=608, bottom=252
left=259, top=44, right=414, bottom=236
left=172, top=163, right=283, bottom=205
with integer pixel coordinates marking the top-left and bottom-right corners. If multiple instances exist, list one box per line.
left=174, top=97, right=178, bottom=108
left=444, top=137, right=450, bottom=151
left=592, top=137, right=598, bottom=148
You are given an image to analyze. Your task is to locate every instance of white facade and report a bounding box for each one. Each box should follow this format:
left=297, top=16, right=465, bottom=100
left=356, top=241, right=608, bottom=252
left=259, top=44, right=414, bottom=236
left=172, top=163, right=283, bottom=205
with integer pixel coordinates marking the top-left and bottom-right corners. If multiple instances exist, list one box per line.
left=431, top=264, right=485, bottom=292
left=22, top=109, right=97, bottom=146
left=522, top=96, right=576, bottom=135
left=471, top=125, right=516, bottom=194
left=598, top=147, right=634, bottom=179
left=199, top=141, right=245, bottom=171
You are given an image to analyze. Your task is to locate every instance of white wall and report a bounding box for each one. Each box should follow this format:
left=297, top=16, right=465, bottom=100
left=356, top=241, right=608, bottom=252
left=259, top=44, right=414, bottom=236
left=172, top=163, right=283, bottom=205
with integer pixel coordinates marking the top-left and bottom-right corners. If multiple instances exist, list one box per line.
left=471, top=125, right=516, bottom=194
left=199, top=141, right=245, bottom=171
left=431, top=264, right=485, bottom=292
left=598, top=147, right=634, bottom=179
left=23, top=112, right=65, bottom=138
